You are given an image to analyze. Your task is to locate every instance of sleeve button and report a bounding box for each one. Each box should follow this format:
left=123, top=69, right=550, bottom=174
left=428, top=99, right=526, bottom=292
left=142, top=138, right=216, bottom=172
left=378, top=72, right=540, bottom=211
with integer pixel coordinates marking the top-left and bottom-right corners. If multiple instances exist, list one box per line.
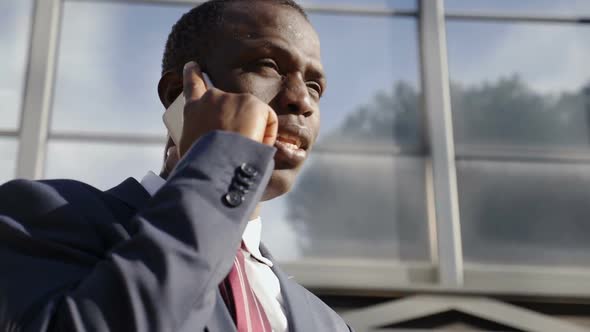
left=223, top=191, right=244, bottom=207
left=239, top=163, right=258, bottom=178
left=234, top=173, right=255, bottom=187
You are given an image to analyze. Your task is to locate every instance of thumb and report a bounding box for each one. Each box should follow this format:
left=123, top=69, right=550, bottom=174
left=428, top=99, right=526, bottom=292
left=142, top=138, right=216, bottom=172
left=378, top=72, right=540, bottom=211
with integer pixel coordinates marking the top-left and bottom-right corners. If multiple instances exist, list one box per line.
left=183, top=61, right=207, bottom=103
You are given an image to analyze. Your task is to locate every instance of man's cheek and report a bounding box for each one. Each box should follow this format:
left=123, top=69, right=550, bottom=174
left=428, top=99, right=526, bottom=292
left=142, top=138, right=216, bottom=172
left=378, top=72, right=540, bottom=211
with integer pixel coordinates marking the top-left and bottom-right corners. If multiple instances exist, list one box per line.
left=238, top=74, right=281, bottom=103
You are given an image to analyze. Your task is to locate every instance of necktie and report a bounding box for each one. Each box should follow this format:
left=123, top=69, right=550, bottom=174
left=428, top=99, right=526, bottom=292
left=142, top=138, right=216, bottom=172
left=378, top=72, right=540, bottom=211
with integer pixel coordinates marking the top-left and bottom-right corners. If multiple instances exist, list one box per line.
left=219, top=245, right=272, bottom=332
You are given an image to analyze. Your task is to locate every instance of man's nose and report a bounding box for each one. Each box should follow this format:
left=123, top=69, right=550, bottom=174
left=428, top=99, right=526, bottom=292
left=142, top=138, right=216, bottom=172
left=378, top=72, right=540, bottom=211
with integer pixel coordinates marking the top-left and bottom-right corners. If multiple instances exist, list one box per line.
left=276, top=75, right=315, bottom=117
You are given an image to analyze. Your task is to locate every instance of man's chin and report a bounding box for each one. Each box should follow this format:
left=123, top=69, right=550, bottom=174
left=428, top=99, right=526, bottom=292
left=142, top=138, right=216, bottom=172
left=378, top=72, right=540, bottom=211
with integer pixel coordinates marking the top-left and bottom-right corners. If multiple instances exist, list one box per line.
left=261, top=168, right=297, bottom=201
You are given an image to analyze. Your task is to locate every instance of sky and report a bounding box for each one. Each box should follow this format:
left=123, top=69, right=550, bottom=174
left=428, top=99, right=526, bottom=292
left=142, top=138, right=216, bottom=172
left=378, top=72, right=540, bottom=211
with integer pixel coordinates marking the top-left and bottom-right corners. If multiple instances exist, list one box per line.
left=1, top=0, right=590, bottom=261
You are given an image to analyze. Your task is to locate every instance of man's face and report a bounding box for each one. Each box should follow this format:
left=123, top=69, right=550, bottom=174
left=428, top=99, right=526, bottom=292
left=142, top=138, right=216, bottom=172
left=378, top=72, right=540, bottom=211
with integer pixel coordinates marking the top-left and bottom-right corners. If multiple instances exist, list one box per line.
left=205, top=2, right=325, bottom=201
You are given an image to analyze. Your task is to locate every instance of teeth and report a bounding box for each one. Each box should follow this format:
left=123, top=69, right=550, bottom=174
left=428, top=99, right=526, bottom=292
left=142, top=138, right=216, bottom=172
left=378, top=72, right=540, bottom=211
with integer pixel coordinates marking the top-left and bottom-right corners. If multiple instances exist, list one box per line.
left=277, top=134, right=301, bottom=149
left=283, top=142, right=299, bottom=150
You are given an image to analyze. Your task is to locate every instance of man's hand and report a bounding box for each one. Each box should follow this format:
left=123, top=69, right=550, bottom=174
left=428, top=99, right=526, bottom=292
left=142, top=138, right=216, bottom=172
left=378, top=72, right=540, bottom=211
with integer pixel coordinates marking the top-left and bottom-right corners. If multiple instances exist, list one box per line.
left=178, top=61, right=278, bottom=157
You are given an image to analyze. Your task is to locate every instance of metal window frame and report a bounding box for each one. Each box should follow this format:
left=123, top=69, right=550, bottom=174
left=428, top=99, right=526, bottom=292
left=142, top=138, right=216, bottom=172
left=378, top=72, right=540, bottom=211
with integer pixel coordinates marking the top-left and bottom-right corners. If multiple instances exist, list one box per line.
left=66, top=0, right=419, bottom=17
left=0, top=131, right=19, bottom=138
left=283, top=260, right=590, bottom=299
left=16, top=0, right=62, bottom=179
left=419, top=0, right=463, bottom=287
left=47, top=131, right=427, bottom=156
left=445, top=11, right=590, bottom=24
left=12, top=0, right=590, bottom=301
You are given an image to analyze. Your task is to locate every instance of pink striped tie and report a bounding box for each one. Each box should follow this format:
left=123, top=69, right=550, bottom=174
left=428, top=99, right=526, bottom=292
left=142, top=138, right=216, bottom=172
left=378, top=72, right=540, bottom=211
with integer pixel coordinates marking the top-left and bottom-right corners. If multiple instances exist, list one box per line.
left=219, top=246, right=272, bottom=332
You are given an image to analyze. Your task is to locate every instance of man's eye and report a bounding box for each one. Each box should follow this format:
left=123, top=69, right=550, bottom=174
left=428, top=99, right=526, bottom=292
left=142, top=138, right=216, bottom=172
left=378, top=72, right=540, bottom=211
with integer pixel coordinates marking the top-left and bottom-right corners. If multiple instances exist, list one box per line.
left=307, top=82, right=322, bottom=97
left=256, top=59, right=279, bottom=71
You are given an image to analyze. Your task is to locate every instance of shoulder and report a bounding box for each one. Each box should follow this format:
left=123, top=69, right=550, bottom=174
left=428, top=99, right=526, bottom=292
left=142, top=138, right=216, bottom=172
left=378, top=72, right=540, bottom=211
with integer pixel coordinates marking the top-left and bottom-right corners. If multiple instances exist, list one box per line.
left=306, top=290, right=351, bottom=330
left=0, top=178, right=135, bottom=251
left=0, top=178, right=102, bottom=217
left=288, top=281, right=351, bottom=331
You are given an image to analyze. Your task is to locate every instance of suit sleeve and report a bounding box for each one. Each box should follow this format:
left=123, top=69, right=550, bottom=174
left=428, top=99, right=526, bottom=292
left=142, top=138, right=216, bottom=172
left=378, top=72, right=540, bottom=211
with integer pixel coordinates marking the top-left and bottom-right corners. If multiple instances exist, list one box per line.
left=0, top=131, right=276, bottom=332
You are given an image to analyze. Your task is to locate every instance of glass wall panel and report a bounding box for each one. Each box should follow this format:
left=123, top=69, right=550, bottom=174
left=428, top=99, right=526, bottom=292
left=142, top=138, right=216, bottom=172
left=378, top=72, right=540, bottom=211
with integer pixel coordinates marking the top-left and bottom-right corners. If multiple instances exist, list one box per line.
left=0, top=139, right=17, bottom=184
left=49, top=2, right=427, bottom=265
left=262, top=14, right=426, bottom=262
left=51, top=2, right=190, bottom=135
left=311, top=15, right=423, bottom=146
left=52, top=3, right=422, bottom=145
left=45, top=141, right=164, bottom=191
left=262, top=153, right=429, bottom=262
left=458, top=159, right=590, bottom=267
left=447, top=21, right=590, bottom=150
left=310, top=14, right=423, bottom=149
left=0, top=0, right=33, bottom=130
left=446, top=0, right=590, bottom=16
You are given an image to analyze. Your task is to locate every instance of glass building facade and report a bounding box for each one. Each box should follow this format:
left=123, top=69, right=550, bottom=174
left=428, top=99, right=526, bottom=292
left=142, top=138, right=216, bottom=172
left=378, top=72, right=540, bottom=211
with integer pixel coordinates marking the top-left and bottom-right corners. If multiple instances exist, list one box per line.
left=2, top=0, right=590, bottom=329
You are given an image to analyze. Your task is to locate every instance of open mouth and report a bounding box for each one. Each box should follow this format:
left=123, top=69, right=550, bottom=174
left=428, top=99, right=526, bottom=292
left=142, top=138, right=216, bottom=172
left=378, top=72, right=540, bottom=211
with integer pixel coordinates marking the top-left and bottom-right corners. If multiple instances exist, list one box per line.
left=276, top=133, right=302, bottom=151
left=273, top=126, right=311, bottom=168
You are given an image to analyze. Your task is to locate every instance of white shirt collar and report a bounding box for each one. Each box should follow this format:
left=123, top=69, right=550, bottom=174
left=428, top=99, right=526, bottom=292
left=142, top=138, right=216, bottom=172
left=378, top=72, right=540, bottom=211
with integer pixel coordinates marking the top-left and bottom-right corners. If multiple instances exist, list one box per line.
left=140, top=171, right=166, bottom=196
left=242, top=217, right=273, bottom=267
left=138, top=171, right=273, bottom=267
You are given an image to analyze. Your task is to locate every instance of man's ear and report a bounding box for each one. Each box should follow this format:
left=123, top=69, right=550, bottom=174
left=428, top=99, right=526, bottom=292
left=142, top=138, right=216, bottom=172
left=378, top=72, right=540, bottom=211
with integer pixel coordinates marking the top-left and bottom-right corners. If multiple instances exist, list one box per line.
left=158, top=70, right=183, bottom=109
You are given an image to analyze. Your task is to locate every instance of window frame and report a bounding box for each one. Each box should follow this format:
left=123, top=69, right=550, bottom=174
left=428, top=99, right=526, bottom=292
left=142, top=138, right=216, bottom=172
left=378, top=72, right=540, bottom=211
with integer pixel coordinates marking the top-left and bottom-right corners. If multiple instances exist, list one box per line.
left=9, top=0, right=590, bottom=300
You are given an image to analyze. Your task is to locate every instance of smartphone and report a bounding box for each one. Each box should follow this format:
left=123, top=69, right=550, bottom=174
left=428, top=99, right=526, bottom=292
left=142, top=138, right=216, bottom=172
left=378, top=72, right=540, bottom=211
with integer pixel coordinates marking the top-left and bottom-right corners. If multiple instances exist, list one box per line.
left=163, top=72, right=214, bottom=146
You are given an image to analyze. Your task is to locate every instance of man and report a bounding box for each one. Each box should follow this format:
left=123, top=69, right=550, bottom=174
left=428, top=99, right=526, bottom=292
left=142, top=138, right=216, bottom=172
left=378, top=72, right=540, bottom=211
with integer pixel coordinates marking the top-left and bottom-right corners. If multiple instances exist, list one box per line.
left=0, top=0, right=352, bottom=331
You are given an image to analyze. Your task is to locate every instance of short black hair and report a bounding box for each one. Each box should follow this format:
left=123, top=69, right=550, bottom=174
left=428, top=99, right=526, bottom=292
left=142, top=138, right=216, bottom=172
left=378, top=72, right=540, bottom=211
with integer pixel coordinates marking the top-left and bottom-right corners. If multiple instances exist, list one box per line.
left=161, top=0, right=308, bottom=75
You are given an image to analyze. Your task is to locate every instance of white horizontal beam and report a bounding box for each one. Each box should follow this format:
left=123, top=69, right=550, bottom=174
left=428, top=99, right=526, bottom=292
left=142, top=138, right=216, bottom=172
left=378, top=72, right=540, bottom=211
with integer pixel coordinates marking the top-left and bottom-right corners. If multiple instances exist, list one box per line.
left=446, top=11, right=590, bottom=24
left=49, top=132, right=167, bottom=145
left=0, top=131, right=19, bottom=138
left=283, top=259, right=590, bottom=300
left=66, top=0, right=418, bottom=16
left=456, top=145, right=590, bottom=164
left=48, top=131, right=427, bottom=155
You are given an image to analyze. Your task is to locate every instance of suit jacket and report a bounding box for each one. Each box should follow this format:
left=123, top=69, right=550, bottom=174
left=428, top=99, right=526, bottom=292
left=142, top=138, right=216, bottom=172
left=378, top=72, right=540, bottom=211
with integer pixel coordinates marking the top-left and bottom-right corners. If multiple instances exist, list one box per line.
left=0, top=131, right=351, bottom=332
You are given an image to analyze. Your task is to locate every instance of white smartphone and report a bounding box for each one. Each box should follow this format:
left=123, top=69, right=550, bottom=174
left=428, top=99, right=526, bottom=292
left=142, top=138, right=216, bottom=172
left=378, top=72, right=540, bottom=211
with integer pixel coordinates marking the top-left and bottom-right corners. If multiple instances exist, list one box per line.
left=163, top=72, right=214, bottom=146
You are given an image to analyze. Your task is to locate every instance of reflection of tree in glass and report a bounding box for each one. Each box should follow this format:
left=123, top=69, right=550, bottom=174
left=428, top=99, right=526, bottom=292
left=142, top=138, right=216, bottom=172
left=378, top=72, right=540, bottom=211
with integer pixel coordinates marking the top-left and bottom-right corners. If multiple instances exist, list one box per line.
left=319, top=81, right=424, bottom=147
left=461, top=161, right=590, bottom=266
left=286, top=75, right=590, bottom=261
left=452, top=75, right=590, bottom=147
left=286, top=81, right=428, bottom=260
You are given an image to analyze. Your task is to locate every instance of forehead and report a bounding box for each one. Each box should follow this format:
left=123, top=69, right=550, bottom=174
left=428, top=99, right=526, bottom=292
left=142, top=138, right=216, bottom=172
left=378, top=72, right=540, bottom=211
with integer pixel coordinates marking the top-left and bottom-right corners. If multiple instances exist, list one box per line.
left=219, top=2, right=322, bottom=61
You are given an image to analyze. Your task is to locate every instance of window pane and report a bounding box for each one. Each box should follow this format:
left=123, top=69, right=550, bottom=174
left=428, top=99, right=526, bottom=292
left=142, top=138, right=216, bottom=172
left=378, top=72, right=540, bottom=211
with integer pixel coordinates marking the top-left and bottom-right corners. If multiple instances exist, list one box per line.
left=0, top=0, right=33, bottom=130
left=51, top=2, right=189, bottom=135
left=447, top=21, right=590, bottom=150
left=45, top=141, right=164, bottom=191
left=262, top=153, right=430, bottom=262
left=446, top=0, right=590, bottom=16
left=300, top=0, right=416, bottom=11
left=458, top=159, right=590, bottom=267
left=310, top=14, right=422, bottom=148
left=52, top=3, right=422, bottom=147
left=0, top=139, right=18, bottom=184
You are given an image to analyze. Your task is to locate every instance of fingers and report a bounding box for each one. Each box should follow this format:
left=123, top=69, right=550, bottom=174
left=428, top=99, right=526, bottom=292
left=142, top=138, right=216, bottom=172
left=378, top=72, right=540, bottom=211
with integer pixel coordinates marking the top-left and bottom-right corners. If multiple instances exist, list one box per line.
left=183, top=61, right=207, bottom=103
left=262, top=108, right=279, bottom=146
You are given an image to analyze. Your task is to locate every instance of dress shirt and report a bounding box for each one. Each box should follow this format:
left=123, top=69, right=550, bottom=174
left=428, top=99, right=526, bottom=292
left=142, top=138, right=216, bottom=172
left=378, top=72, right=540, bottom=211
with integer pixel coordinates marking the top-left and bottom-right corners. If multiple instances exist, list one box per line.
left=139, top=171, right=288, bottom=332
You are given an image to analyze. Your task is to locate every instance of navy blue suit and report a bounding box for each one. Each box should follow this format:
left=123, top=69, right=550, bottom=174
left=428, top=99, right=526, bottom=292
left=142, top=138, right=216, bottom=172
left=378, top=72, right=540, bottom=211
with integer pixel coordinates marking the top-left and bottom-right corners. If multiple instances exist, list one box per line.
left=0, top=131, right=350, bottom=331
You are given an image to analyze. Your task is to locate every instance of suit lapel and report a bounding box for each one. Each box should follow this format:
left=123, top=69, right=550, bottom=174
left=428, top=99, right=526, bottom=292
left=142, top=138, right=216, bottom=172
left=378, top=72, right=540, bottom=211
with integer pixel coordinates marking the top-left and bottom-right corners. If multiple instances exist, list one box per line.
left=105, top=177, right=151, bottom=210
left=260, top=245, right=316, bottom=332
